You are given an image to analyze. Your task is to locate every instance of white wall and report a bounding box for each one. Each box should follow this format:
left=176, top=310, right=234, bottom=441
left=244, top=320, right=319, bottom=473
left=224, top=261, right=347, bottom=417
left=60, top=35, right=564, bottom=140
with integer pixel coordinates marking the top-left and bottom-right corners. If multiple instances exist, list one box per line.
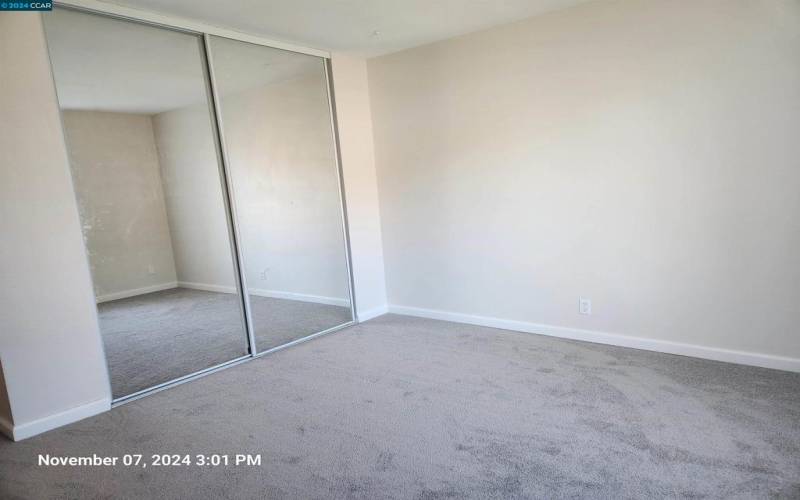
left=152, top=105, right=238, bottom=290
left=61, top=110, right=178, bottom=300
left=331, top=55, right=388, bottom=320
left=367, top=0, right=800, bottom=368
left=0, top=13, right=111, bottom=440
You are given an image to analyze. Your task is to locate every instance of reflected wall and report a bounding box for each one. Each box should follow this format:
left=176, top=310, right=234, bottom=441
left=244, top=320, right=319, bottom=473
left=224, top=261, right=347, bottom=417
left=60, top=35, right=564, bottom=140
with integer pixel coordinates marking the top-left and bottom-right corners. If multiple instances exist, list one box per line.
left=208, top=36, right=353, bottom=351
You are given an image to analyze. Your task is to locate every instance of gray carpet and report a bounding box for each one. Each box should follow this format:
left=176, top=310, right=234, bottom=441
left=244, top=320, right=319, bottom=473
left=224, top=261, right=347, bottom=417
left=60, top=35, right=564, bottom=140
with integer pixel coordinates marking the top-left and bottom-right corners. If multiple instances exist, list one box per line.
left=1, top=314, right=798, bottom=499
left=99, top=288, right=352, bottom=398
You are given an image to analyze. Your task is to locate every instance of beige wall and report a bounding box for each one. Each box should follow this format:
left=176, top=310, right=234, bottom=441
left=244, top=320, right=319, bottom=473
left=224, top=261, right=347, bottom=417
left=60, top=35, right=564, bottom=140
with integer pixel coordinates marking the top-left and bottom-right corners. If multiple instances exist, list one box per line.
left=331, top=55, right=388, bottom=319
left=152, top=105, right=237, bottom=290
left=0, top=13, right=111, bottom=439
left=368, top=0, right=800, bottom=363
left=152, top=75, right=352, bottom=303
left=62, top=111, right=178, bottom=300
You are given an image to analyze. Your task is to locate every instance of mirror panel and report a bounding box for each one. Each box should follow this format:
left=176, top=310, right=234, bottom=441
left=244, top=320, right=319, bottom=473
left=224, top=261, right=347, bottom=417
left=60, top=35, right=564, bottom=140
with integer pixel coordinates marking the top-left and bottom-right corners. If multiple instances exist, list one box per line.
left=43, top=9, right=250, bottom=399
left=207, top=36, right=354, bottom=351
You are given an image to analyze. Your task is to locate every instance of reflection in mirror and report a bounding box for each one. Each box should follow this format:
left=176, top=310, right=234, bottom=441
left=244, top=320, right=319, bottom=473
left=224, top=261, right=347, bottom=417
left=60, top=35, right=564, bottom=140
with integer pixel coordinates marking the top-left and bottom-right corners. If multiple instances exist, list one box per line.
left=43, top=9, right=250, bottom=399
left=208, top=36, right=354, bottom=351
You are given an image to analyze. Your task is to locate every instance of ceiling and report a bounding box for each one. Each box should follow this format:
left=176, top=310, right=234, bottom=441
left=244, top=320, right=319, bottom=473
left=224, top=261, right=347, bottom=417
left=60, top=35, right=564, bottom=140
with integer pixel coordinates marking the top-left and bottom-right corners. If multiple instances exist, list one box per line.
left=44, top=1, right=593, bottom=113
left=44, top=8, right=322, bottom=114
left=102, top=0, right=594, bottom=57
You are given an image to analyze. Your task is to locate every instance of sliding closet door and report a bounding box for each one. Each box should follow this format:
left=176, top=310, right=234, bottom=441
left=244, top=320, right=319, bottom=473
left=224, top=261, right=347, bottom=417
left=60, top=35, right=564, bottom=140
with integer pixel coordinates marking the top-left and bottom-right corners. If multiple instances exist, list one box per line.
left=43, top=9, right=250, bottom=399
left=207, top=37, right=354, bottom=351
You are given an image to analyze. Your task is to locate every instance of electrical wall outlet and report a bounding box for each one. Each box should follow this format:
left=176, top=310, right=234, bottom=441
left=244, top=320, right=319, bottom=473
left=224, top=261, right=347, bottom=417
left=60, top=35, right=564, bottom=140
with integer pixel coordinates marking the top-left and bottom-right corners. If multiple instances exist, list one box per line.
left=260, top=269, right=269, bottom=280
left=147, top=264, right=156, bottom=275
left=579, top=297, right=592, bottom=315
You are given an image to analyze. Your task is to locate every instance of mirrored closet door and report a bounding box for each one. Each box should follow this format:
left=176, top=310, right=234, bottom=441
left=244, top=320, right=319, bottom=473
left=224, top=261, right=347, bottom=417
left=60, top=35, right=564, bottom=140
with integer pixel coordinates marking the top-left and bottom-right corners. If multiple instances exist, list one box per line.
left=207, top=36, right=354, bottom=352
left=43, top=8, right=250, bottom=400
left=43, top=6, right=356, bottom=403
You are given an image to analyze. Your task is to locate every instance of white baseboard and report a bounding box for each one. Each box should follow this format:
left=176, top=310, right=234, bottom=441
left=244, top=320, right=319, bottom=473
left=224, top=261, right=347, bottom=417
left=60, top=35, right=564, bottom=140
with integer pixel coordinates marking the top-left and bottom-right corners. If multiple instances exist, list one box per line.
left=358, top=305, right=388, bottom=322
left=178, top=281, right=237, bottom=294
left=4, top=397, right=111, bottom=441
left=248, top=287, right=350, bottom=307
left=388, top=305, right=800, bottom=373
left=96, top=282, right=177, bottom=303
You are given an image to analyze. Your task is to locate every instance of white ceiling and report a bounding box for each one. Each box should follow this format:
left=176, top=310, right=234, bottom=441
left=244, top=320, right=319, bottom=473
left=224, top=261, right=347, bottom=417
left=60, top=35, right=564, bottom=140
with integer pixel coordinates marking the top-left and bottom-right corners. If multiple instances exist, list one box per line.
left=44, top=8, right=322, bottom=114
left=102, top=0, right=594, bottom=57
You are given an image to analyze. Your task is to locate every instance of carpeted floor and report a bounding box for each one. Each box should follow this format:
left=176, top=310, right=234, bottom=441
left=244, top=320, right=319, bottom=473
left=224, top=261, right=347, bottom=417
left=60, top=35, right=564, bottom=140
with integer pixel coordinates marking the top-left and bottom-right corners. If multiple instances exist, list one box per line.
left=99, top=288, right=352, bottom=398
left=1, top=314, right=798, bottom=499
